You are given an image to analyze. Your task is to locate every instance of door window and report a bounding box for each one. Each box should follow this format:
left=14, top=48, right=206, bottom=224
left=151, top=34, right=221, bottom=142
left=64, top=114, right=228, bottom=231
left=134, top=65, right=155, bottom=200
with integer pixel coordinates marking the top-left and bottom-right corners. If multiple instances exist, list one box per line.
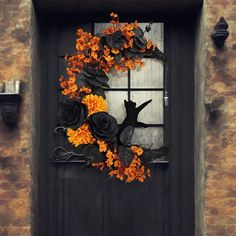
left=95, top=23, right=165, bottom=149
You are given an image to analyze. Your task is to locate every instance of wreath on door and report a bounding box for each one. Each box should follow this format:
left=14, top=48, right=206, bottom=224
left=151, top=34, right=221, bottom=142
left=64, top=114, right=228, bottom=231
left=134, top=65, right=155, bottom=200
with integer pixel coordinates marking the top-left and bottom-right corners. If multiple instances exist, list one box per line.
left=52, top=13, right=169, bottom=183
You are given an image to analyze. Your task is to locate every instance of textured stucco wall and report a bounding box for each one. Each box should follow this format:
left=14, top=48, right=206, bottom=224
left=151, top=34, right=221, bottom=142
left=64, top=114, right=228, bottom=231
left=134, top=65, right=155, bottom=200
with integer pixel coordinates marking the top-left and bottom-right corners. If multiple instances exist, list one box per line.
left=0, top=0, right=33, bottom=235
left=196, top=0, right=236, bottom=235
left=204, top=0, right=236, bottom=235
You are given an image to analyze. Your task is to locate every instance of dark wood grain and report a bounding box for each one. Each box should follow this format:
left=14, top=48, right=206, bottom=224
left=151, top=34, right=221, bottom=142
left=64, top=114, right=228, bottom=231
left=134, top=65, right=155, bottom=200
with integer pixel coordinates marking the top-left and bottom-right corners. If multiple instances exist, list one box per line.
left=33, top=0, right=203, bottom=19
left=36, top=14, right=195, bottom=236
left=165, top=21, right=195, bottom=236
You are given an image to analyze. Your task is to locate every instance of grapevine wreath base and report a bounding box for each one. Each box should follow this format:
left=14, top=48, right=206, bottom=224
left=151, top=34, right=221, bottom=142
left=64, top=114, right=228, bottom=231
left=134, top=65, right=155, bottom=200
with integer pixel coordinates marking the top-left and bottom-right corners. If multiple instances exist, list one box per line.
left=52, top=13, right=170, bottom=183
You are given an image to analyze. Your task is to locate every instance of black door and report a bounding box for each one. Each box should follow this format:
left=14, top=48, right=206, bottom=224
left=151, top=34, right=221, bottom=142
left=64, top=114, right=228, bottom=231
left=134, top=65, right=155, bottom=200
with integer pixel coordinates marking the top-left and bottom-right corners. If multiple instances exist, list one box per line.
left=36, top=15, right=195, bottom=236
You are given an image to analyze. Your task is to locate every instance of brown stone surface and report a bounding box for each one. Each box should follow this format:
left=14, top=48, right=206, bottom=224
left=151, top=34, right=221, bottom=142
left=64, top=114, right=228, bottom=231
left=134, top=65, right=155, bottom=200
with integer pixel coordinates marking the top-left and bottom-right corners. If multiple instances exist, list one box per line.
left=203, top=0, right=236, bottom=235
left=0, top=0, right=32, bottom=236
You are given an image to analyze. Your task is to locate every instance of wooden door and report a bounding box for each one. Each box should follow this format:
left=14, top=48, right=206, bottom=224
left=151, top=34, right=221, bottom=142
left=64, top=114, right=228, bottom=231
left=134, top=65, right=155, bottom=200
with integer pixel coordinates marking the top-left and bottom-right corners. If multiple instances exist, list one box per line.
left=36, top=15, right=195, bottom=236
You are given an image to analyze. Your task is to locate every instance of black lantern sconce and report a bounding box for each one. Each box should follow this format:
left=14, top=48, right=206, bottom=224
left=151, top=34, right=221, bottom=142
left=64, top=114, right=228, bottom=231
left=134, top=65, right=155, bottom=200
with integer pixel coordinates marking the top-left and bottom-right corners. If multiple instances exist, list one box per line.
left=0, top=81, right=22, bottom=128
left=212, top=17, right=229, bottom=49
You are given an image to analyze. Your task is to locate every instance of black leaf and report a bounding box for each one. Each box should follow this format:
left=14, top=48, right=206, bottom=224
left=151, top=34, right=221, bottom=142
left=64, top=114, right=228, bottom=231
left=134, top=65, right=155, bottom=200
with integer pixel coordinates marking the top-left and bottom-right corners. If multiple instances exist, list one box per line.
left=119, top=126, right=134, bottom=145
left=106, top=30, right=125, bottom=49
left=101, top=82, right=110, bottom=89
left=86, top=76, right=103, bottom=86
left=93, top=86, right=106, bottom=98
left=123, top=49, right=136, bottom=58
left=118, top=146, right=134, bottom=167
left=134, top=37, right=147, bottom=48
left=95, top=74, right=109, bottom=83
left=129, top=45, right=141, bottom=53
left=82, top=144, right=105, bottom=163
left=134, top=27, right=144, bottom=37
left=141, top=146, right=170, bottom=163
left=114, top=53, right=122, bottom=62
left=146, top=47, right=167, bottom=62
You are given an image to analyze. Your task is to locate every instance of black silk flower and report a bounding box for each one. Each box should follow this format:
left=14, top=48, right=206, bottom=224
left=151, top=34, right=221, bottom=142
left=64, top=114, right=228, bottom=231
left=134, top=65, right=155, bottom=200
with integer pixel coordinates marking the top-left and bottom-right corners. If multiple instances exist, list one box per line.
left=106, top=30, right=126, bottom=49
left=89, top=112, right=118, bottom=141
left=82, top=64, right=110, bottom=89
left=58, top=100, right=88, bottom=128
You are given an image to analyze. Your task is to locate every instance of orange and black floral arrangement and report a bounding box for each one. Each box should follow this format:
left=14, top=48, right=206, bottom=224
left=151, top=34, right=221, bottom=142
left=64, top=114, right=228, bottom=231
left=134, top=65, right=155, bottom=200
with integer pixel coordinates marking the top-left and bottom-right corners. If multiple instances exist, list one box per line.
left=52, top=13, right=169, bottom=183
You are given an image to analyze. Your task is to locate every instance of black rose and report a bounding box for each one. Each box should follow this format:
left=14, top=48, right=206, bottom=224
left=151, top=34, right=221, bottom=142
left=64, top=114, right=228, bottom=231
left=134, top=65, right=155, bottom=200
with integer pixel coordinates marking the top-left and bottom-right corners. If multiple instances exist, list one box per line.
left=89, top=112, right=118, bottom=141
left=106, top=30, right=126, bottom=49
left=58, top=100, right=88, bottom=128
left=83, top=64, right=109, bottom=89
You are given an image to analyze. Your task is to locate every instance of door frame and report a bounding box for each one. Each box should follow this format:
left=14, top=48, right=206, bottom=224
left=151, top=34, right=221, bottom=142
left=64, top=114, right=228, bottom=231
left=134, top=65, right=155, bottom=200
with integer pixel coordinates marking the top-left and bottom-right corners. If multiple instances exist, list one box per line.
left=33, top=9, right=197, bottom=236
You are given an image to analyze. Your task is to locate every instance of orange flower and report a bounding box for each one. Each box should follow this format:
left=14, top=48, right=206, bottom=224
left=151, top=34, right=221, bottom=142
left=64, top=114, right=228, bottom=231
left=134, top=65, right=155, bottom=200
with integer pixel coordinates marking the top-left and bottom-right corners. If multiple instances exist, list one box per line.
left=111, top=48, right=120, bottom=54
left=146, top=40, right=152, bottom=49
left=82, top=94, right=108, bottom=116
left=124, top=23, right=134, bottom=31
left=104, top=55, right=114, bottom=63
left=110, top=12, right=118, bottom=18
left=91, top=36, right=100, bottom=43
left=91, top=51, right=98, bottom=59
left=91, top=44, right=99, bottom=52
left=62, top=84, right=78, bottom=95
left=104, top=26, right=116, bottom=35
left=133, top=20, right=139, bottom=29
left=79, top=86, right=91, bottom=94
left=131, top=146, right=144, bottom=156
left=97, top=140, right=108, bottom=152
left=105, top=149, right=119, bottom=167
left=92, top=162, right=105, bottom=170
left=104, top=45, right=110, bottom=56
left=125, top=60, right=135, bottom=70
left=67, top=124, right=96, bottom=147
left=114, top=160, right=121, bottom=168
left=140, top=48, right=146, bottom=53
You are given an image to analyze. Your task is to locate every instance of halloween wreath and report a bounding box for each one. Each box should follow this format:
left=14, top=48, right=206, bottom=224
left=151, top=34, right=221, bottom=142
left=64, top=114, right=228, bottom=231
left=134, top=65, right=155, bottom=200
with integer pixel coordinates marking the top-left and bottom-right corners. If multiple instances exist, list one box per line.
left=52, top=13, right=169, bottom=183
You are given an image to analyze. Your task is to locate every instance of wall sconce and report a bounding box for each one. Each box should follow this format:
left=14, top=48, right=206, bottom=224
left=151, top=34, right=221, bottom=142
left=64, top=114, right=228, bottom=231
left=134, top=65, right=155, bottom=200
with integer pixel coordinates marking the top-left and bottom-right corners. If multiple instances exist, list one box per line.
left=0, top=81, right=22, bottom=128
left=211, top=17, right=229, bottom=49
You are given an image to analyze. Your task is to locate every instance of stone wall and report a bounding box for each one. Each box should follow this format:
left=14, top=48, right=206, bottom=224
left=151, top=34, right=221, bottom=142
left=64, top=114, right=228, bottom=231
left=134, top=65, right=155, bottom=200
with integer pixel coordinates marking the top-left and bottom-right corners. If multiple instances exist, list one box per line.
left=0, top=0, right=33, bottom=235
left=200, top=0, right=236, bottom=235
left=0, top=0, right=236, bottom=235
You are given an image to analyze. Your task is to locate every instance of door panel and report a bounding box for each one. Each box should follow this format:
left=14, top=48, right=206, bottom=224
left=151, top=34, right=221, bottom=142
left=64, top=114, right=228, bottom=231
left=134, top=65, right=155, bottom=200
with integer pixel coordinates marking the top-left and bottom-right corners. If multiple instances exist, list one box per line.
left=37, top=16, right=195, bottom=236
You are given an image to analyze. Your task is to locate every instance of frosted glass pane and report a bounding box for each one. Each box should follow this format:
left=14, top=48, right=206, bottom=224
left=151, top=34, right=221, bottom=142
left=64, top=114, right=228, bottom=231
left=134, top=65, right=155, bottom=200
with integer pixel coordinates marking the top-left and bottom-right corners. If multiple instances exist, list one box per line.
left=94, top=23, right=164, bottom=51
left=94, top=23, right=110, bottom=34
left=130, top=91, right=163, bottom=124
left=130, top=58, right=163, bottom=88
left=106, top=91, right=128, bottom=124
left=107, top=69, right=128, bottom=88
left=131, top=23, right=164, bottom=88
left=132, top=128, right=163, bottom=149
left=137, top=23, right=164, bottom=51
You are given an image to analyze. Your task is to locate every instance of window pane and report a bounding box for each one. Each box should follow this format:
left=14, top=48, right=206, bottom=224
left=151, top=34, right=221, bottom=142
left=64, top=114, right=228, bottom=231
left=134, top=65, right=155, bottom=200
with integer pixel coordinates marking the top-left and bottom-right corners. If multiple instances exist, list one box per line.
left=131, top=127, right=163, bottom=149
left=94, top=23, right=110, bottom=34
left=106, top=91, right=128, bottom=124
left=130, top=91, right=163, bottom=124
left=137, top=23, right=164, bottom=50
left=131, top=23, right=164, bottom=88
left=94, top=23, right=164, bottom=51
left=130, top=58, right=163, bottom=88
left=107, top=69, right=128, bottom=88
